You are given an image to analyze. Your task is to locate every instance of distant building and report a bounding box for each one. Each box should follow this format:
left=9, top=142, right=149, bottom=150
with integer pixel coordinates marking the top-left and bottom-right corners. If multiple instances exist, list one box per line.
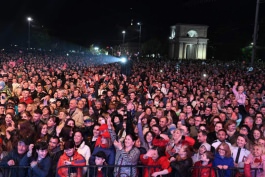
left=169, top=24, right=208, bottom=60
left=112, top=42, right=138, bottom=57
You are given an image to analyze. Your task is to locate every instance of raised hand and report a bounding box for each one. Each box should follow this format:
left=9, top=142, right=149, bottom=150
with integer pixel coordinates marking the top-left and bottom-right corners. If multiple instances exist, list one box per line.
left=113, top=140, right=123, bottom=150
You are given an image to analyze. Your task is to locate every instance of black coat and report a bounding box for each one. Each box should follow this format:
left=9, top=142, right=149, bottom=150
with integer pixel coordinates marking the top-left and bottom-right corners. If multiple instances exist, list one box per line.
left=170, top=157, right=193, bottom=177
left=48, top=147, right=64, bottom=177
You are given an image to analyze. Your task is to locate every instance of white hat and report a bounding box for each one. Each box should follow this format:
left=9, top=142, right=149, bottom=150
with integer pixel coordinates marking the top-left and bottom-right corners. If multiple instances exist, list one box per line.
left=200, top=143, right=211, bottom=151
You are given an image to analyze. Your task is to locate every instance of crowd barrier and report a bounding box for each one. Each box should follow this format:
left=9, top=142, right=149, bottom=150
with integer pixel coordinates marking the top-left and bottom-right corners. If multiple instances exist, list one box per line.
left=0, top=165, right=30, bottom=177
left=57, top=164, right=161, bottom=177
left=189, top=166, right=261, bottom=177
left=0, top=165, right=261, bottom=177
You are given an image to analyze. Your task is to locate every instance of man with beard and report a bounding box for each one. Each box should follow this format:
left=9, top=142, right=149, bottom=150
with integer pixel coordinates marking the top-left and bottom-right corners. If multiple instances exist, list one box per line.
left=47, top=136, right=63, bottom=177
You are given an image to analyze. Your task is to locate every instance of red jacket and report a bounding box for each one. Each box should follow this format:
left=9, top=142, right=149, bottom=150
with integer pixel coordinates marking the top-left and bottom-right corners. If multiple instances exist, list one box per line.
left=244, top=164, right=251, bottom=177
left=19, top=97, right=33, bottom=104
left=57, top=151, right=86, bottom=177
left=140, top=154, right=172, bottom=177
left=192, top=161, right=216, bottom=177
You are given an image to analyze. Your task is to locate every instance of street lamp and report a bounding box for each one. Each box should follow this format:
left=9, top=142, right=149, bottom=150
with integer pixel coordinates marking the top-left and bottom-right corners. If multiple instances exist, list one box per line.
left=251, top=0, right=260, bottom=67
left=122, top=31, right=126, bottom=44
left=27, top=17, right=33, bottom=49
left=137, top=22, right=142, bottom=54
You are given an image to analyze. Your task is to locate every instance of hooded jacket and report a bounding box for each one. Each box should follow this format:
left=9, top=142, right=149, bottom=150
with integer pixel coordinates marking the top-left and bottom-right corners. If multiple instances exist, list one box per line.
left=57, top=151, right=86, bottom=177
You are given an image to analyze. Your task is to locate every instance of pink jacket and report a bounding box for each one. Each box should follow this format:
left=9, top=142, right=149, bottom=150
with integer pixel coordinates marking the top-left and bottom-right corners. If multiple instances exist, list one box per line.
left=244, top=154, right=265, bottom=177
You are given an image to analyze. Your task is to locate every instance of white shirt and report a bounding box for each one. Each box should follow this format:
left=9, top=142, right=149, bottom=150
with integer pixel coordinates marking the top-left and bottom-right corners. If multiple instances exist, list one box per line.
left=231, top=146, right=250, bottom=167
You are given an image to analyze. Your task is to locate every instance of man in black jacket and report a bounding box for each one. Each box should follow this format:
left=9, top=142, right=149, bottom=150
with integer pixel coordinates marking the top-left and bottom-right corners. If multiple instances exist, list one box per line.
left=47, top=136, right=63, bottom=177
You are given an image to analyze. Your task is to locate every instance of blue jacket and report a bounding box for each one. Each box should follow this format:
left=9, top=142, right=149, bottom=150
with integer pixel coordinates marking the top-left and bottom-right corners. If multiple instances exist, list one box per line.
left=89, top=145, right=115, bottom=166
left=0, top=148, right=27, bottom=177
left=89, top=146, right=115, bottom=177
left=19, top=154, right=52, bottom=177
left=213, top=153, right=234, bottom=177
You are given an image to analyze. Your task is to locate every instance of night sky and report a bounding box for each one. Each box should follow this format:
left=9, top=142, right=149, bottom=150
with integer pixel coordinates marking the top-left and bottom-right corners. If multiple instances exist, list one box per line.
left=0, top=0, right=263, bottom=57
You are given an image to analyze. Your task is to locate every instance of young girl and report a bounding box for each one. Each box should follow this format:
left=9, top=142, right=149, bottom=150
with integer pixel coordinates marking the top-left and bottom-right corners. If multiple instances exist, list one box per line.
left=244, top=144, right=265, bottom=177
left=192, top=151, right=216, bottom=177
left=170, top=144, right=193, bottom=177
left=251, top=128, right=263, bottom=144
left=140, top=146, right=171, bottom=177
left=192, top=143, right=211, bottom=164
left=35, top=123, right=49, bottom=143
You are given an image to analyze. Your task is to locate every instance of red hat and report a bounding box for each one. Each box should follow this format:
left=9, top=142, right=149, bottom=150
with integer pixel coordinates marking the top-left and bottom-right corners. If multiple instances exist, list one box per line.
left=99, top=124, right=108, bottom=131
left=101, top=131, right=111, bottom=139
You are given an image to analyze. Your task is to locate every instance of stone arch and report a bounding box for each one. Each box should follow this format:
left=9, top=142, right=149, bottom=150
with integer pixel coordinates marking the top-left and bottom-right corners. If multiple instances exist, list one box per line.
left=169, top=24, right=208, bottom=59
left=187, top=30, right=198, bottom=37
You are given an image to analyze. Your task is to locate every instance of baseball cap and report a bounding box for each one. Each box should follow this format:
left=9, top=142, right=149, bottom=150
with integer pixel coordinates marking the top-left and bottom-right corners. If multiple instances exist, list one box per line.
left=101, top=131, right=111, bottom=139
left=99, top=124, right=108, bottom=131
left=168, top=124, right=177, bottom=132
left=84, top=116, right=93, bottom=123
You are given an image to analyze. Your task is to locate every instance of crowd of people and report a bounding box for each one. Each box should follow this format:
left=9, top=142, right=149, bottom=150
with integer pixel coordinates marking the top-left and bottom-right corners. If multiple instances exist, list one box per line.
left=0, top=49, right=264, bottom=177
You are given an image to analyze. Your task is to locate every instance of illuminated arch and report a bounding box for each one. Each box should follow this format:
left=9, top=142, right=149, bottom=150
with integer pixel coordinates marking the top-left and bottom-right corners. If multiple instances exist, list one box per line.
left=169, top=24, right=208, bottom=59
left=187, top=30, right=198, bottom=37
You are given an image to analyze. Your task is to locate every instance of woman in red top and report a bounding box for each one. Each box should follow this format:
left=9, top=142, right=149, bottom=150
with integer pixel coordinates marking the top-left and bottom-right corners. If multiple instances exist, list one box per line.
left=140, top=146, right=172, bottom=177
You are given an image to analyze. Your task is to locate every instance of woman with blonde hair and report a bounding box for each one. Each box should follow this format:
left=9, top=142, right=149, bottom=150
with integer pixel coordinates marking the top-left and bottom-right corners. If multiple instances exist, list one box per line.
left=26, top=103, right=37, bottom=115
left=244, top=143, right=265, bottom=177
left=12, top=86, right=22, bottom=99
left=56, top=108, right=69, bottom=136
left=166, top=128, right=190, bottom=156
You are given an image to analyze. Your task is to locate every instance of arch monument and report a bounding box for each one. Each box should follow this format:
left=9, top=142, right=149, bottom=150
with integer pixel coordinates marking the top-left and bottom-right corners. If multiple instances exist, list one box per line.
left=169, top=24, right=208, bottom=59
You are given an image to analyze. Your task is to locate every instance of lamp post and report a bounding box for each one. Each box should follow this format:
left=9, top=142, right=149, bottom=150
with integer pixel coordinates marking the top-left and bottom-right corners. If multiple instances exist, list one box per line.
left=251, top=0, right=260, bottom=67
left=122, top=30, right=126, bottom=55
left=27, top=17, right=32, bottom=49
left=137, top=22, right=142, bottom=54
left=122, top=31, right=126, bottom=44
